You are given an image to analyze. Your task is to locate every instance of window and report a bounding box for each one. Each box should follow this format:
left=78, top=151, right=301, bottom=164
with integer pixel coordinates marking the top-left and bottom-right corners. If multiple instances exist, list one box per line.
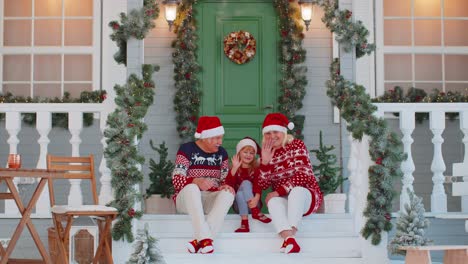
left=376, top=0, right=468, bottom=95
left=0, top=0, right=100, bottom=98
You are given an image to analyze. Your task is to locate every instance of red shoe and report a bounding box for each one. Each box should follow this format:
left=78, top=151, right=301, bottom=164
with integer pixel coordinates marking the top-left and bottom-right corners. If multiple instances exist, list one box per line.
left=235, top=219, right=250, bottom=232
left=251, top=207, right=272, bottom=223
left=284, top=237, right=301, bottom=254
left=187, top=239, right=199, bottom=254
left=199, top=238, right=214, bottom=254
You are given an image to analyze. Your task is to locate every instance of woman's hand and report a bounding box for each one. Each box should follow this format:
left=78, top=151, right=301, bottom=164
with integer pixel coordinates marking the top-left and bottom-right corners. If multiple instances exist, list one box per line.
left=265, top=191, right=279, bottom=205
left=231, top=154, right=241, bottom=174
left=261, top=139, right=276, bottom=165
left=192, top=178, right=215, bottom=191
left=219, top=184, right=235, bottom=195
left=248, top=193, right=260, bottom=208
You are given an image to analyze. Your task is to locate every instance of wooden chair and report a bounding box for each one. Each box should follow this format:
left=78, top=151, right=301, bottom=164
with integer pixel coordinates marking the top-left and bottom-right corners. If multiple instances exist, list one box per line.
left=47, top=154, right=117, bottom=264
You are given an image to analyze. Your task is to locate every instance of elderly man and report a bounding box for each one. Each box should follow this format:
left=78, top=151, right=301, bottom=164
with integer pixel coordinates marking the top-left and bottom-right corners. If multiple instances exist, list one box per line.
left=172, top=116, right=235, bottom=254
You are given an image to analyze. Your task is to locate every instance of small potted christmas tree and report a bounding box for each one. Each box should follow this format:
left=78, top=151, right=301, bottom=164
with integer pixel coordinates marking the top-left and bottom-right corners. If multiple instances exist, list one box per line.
left=388, top=188, right=432, bottom=255
left=145, top=141, right=176, bottom=214
left=311, top=131, right=347, bottom=213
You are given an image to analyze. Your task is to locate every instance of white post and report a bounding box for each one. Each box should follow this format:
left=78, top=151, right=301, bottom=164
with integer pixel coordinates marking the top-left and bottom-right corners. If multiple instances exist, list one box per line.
left=399, top=110, right=415, bottom=211
left=68, top=111, right=83, bottom=207
left=430, top=110, right=447, bottom=213
left=99, top=110, right=113, bottom=205
left=5, top=111, right=21, bottom=216
left=35, top=111, right=52, bottom=217
left=454, top=111, right=468, bottom=213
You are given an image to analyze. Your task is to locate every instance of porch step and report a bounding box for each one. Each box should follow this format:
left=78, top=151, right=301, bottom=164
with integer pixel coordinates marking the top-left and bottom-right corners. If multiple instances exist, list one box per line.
left=139, top=214, right=362, bottom=258
left=140, top=213, right=355, bottom=234
left=162, top=253, right=365, bottom=264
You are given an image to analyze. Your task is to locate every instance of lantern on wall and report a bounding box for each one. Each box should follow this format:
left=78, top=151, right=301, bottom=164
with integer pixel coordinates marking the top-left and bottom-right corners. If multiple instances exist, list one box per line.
left=163, top=0, right=180, bottom=31
left=298, top=0, right=314, bottom=31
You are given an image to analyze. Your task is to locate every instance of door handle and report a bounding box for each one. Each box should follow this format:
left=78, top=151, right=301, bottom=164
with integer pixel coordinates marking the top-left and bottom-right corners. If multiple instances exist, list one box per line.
left=263, top=105, right=273, bottom=110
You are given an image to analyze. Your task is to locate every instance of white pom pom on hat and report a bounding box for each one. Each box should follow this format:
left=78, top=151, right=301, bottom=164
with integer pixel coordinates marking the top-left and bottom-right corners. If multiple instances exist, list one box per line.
left=262, top=113, right=295, bottom=134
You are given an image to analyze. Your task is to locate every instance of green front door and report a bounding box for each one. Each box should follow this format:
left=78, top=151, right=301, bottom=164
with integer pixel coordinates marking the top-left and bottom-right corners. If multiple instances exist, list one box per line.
left=197, top=0, right=278, bottom=156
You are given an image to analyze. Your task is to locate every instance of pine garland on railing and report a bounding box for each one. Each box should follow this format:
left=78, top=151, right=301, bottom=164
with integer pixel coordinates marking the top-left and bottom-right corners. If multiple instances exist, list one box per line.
left=0, top=90, right=106, bottom=128
left=105, top=0, right=160, bottom=242
left=105, top=64, right=158, bottom=242
left=318, top=0, right=405, bottom=245
left=109, top=0, right=160, bottom=65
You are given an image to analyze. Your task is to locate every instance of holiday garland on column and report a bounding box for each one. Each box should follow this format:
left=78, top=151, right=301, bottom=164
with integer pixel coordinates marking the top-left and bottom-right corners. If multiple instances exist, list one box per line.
left=105, top=0, right=160, bottom=242
left=172, top=0, right=307, bottom=140
left=316, top=0, right=406, bottom=245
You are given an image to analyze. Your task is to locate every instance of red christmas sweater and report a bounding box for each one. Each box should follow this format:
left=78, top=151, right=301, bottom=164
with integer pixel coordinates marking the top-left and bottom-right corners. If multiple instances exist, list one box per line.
left=171, top=142, right=229, bottom=202
left=256, top=139, right=323, bottom=215
left=225, top=167, right=260, bottom=192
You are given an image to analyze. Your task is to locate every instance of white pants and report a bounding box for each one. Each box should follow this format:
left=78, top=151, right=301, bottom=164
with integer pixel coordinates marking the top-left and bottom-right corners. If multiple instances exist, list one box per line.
left=267, top=187, right=312, bottom=233
left=176, top=183, right=235, bottom=240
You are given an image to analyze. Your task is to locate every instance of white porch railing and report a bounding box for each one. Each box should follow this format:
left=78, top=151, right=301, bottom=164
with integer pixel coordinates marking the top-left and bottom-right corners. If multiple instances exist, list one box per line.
left=0, top=103, right=112, bottom=218
left=371, top=103, right=468, bottom=214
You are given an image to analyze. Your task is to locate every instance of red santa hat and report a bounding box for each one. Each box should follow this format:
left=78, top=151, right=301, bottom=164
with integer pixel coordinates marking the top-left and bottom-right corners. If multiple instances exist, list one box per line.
left=236, top=137, right=260, bottom=155
left=194, top=116, right=225, bottom=139
left=262, top=113, right=294, bottom=134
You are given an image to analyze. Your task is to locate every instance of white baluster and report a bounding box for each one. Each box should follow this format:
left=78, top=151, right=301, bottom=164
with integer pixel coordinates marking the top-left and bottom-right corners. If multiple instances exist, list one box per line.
left=348, top=135, right=359, bottom=215
left=399, top=110, right=415, bottom=211
left=458, top=111, right=468, bottom=213
left=99, top=111, right=113, bottom=205
left=35, top=112, right=52, bottom=217
left=5, top=112, right=21, bottom=216
left=430, top=111, right=447, bottom=213
left=68, top=111, right=83, bottom=207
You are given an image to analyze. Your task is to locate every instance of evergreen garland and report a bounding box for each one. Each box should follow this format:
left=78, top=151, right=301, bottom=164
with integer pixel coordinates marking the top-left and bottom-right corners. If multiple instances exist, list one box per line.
left=388, top=189, right=432, bottom=255
left=128, top=224, right=165, bottom=264
left=0, top=90, right=106, bottom=128
left=105, top=0, right=160, bottom=242
left=274, top=0, right=308, bottom=139
left=105, top=64, right=158, bottom=242
left=172, top=0, right=308, bottom=140
left=109, top=0, right=160, bottom=65
left=171, top=0, right=201, bottom=141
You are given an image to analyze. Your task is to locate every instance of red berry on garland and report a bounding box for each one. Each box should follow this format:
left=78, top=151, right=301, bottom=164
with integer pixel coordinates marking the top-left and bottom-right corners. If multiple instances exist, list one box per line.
left=128, top=208, right=136, bottom=218
left=180, top=126, right=188, bottom=131
left=112, top=23, right=120, bottom=30
left=127, top=123, right=135, bottom=128
left=281, top=30, right=288, bottom=38
left=100, top=93, right=107, bottom=101
left=376, top=157, right=383, bottom=165
left=180, top=42, right=186, bottom=50
left=385, top=213, right=391, bottom=221
left=293, top=54, right=300, bottom=61
left=144, top=82, right=152, bottom=88
left=185, top=73, right=191, bottom=79
left=336, top=69, right=340, bottom=75
left=135, top=102, right=142, bottom=106
left=190, top=115, right=197, bottom=122
left=295, top=129, right=302, bottom=135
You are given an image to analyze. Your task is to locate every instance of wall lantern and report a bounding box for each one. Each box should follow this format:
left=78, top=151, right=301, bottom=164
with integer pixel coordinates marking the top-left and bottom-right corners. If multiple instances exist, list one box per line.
left=298, top=0, right=314, bottom=31
left=163, top=0, right=180, bottom=31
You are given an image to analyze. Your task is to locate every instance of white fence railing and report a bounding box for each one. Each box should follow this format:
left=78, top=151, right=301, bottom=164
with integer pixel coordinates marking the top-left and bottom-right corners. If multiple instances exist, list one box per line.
left=0, top=103, right=112, bottom=218
left=371, top=103, right=468, bottom=214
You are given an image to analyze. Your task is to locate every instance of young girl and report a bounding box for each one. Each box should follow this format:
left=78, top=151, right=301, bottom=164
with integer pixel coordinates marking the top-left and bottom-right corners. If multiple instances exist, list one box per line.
left=226, top=137, right=271, bottom=233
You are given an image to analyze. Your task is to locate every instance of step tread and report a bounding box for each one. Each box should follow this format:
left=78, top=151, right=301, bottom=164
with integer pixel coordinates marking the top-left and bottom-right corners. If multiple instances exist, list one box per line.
left=142, top=213, right=353, bottom=220
left=153, top=231, right=359, bottom=238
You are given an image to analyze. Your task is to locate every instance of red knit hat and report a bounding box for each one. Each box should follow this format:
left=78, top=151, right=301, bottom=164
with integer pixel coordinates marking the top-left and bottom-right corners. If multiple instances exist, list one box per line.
left=262, top=113, right=294, bottom=134
left=194, top=116, right=225, bottom=139
left=236, top=137, right=260, bottom=155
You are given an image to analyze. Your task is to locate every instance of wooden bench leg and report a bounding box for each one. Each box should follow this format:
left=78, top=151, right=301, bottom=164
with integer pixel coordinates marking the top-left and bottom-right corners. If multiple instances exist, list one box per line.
left=406, top=249, right=432, bottom=264
left=443, top=249, right=468, bottom=264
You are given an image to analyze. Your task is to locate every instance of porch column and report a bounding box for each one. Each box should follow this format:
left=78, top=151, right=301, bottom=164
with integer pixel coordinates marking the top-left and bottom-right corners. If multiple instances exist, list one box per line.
left=5, top=112, right=21, bottom=216
left=35, top=111, right=52, bottom=217
left=430, top=110, right=447, bottom=213
left=68, top=111, right=84, bottom=207
left=399, top=110, right=415, bottom=211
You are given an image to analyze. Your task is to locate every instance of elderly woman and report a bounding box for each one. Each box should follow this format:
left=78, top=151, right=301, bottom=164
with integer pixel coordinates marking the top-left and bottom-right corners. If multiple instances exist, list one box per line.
left=172, top=116, right=235, bottom=254
left=252, top=113, right=323, bottom=254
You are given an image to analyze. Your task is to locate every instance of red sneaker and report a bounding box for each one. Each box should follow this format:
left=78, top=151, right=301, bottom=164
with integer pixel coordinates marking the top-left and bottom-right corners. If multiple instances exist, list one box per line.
left=284, top=237, right=301, bottom=254
left=235, top=219, right=250, bottom=232
left=199, top=238, right=214, bottom=254
left=186, top=239, right=199, bottom=254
